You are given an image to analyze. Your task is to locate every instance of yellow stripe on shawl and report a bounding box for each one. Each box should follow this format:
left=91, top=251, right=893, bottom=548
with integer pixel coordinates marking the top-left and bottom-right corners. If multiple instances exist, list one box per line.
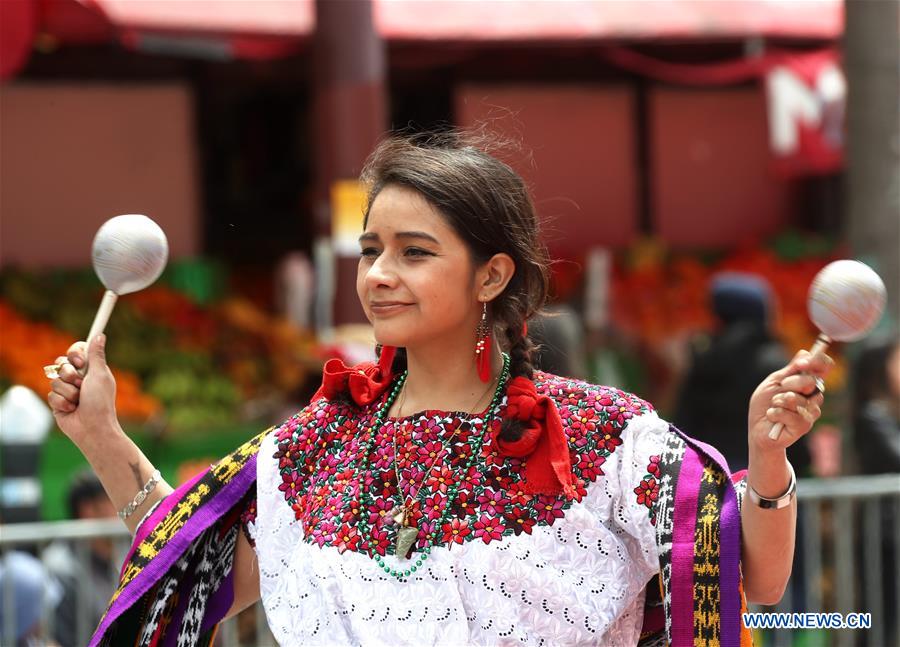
left=109, top=428, right=269, bottom=606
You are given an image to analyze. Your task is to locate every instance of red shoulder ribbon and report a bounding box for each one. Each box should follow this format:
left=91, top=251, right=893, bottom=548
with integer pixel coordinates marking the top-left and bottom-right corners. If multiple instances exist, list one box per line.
left=494, top=376, right=577, bottom=499
left=312, top=345, right=396, bottom=407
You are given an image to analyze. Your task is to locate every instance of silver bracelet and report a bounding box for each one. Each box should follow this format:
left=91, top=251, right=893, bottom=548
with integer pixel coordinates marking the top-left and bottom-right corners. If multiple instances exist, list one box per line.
left=747, top=461, right=796, bottom=510
left=119, top=469, right=162, bottom=521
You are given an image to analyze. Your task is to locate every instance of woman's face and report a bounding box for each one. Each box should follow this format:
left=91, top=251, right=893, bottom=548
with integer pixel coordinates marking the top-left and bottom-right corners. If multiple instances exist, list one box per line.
left=357, top=185, right=482, bottom=350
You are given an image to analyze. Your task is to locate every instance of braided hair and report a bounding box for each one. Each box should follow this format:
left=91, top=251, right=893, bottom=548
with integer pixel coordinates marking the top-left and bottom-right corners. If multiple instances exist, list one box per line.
left=362, top=131, right=550, bottom=440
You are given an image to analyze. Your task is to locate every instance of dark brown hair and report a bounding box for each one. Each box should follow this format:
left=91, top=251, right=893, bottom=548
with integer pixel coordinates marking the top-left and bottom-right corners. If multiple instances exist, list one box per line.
left=361, top=131, right=550, bottom=435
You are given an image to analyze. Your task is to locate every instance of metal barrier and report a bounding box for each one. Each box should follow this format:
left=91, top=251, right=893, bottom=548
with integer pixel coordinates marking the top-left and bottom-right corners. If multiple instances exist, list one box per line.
left=763, top=473, right=900, bottom=647
left=1, top=474, right=898, bottom=646
left=0, top=519, right=276, bottom=646
left=1, top=519, right=130, bottom=647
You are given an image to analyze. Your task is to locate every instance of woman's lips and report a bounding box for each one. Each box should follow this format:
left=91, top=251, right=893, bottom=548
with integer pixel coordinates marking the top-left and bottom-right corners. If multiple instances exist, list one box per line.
left=369, top=302, right=413, bottom=315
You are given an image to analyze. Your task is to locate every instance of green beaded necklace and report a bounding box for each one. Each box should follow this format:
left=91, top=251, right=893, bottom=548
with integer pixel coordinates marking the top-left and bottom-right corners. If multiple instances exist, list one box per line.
left=354, top=353, right=510, bottom=582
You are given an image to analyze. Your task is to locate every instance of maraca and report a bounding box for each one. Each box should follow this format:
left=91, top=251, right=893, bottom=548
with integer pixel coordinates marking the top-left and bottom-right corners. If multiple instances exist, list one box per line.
left=44, top=214, right=168, bottom=377
left=768, top=259, right=886, bottom=440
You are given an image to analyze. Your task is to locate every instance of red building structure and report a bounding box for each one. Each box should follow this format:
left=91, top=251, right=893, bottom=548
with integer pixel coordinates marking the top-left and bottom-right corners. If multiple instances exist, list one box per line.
left=1, top=0, right=844, bottom=321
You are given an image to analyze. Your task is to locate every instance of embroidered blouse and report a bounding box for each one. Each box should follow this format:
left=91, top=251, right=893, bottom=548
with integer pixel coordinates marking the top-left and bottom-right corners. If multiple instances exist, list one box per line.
left=244, top=371, right=698, bottom=646
left=90, top=370, right=751, bottom=647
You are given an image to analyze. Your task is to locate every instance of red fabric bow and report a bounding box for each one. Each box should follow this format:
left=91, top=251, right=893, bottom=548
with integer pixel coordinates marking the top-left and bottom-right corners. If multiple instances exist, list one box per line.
left=313, top=346, right=396, bottom=407
left=494, top=376, right=577, bottom=498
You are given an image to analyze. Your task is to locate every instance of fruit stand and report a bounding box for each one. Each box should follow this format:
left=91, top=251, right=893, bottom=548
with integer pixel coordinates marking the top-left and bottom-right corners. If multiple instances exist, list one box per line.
left=0, top=261, right=325, bottom=519
left=0, top=233, right=846, bottom=519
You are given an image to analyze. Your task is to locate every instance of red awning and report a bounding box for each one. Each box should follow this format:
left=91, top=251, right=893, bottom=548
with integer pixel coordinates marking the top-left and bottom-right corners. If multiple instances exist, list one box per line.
left=2, top=0, right=843, bottom=79
left=376, top=0, right=843, bottom=42
left=86, top=0, right=313, bottom=36
left=84, top=0, right=844, bottom=42
left=0, top=0, right=38, bottom=80
left=69, top=0, right=311, bottom=60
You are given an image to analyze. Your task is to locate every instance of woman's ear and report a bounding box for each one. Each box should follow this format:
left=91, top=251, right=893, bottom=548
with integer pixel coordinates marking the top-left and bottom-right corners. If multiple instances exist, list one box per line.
left=477, top=253, right=516, bottom=300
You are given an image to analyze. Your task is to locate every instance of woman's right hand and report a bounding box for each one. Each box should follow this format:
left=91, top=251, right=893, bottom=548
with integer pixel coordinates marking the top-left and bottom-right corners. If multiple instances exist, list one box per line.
left=47, top=334, right=119, bottom=446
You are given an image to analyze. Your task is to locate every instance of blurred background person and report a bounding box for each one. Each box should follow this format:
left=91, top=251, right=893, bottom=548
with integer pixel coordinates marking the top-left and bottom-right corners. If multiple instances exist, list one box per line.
left=528, top=304, right=589, bottom=379
left=674, top=272, right=812, bottom=475
left=853, top=335, right=900, bottom=474
left=0, top=550, right=62, bottom=647
left=42, top=471, right=119, bottom=647
left=852, top=335, right=899, bottom=646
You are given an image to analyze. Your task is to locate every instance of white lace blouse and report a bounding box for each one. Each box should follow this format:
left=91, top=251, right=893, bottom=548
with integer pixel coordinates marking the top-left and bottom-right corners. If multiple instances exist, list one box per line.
left=245, top=373, right=681, bottom=646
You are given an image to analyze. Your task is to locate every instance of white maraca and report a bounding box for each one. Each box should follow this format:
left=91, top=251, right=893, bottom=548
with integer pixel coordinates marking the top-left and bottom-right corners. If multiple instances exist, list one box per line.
left=769, top=259, right=886, bottom=440
left=44, top=214, right=169, bottom=378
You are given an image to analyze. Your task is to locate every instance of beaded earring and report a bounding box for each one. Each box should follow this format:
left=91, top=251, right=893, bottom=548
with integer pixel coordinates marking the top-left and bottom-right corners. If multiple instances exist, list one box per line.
left=475, top=301, right=491, bottom=382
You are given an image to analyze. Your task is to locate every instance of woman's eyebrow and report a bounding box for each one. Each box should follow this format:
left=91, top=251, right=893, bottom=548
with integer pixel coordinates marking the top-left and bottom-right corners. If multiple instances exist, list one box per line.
left=358, top=231, right=440, bottom=245
left=395, top=231, right=440, bottom=244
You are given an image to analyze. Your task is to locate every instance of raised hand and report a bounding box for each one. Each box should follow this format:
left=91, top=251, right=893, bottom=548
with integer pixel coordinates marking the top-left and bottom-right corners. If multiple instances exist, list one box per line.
left=47, top=334, right=118, bottom=444
left=748, top=349, right=833, bottom=455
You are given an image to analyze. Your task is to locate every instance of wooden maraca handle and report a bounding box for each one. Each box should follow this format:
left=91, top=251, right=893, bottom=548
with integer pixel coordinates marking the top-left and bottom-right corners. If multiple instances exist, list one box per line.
left=79, top=290, right=119, bottom=375
left=43, top=290, right=118, bottom=379
left=768, top=334, right=831, bottom=441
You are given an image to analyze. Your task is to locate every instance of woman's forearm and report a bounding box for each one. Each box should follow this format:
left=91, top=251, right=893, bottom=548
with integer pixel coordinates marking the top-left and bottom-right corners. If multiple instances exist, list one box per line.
left=73, top=422, right=174, bottom=535
left=740, top=448, right=796, bottom=605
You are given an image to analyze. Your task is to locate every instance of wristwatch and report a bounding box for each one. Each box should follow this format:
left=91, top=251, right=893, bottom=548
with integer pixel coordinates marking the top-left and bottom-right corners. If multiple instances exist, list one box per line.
left=746, top=462, right=796, bottom=510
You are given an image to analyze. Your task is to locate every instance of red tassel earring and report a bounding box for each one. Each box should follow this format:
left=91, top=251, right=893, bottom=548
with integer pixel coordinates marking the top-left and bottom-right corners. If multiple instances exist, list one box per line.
left=475, top=301, right=492, bottom=383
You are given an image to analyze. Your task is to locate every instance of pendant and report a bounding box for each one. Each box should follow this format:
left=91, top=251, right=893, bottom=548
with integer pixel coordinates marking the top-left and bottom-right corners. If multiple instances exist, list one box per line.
left=395, top=525, right=418, bottom=560
left=392, top=507, right=406, bottom=526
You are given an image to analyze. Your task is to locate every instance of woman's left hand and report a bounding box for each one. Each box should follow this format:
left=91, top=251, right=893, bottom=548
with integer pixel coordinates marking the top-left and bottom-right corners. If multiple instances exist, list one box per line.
left=748, top=349, right=834, bottom=456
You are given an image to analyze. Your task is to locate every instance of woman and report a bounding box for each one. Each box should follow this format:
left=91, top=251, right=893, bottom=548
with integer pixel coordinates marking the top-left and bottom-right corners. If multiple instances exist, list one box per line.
left=46, top=133, right=831, bottom=646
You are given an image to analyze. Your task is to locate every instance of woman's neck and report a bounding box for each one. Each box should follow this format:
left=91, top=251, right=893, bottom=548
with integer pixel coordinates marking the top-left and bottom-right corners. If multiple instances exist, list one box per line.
left=396, top=340, right=503, bottom=414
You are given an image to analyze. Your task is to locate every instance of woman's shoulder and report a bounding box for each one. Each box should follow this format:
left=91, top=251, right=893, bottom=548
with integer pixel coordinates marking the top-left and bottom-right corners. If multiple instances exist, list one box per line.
left=265, top=395, right=362, bottom=445
left=531, top=370, right=676, bottom=467
left=530, top=372, right=683, bottom=522
left=532, top=370, right=655, bottom=425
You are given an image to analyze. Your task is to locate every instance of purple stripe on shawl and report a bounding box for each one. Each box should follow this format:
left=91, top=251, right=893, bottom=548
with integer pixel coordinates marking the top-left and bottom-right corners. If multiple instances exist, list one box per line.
left=680, top=435, right=742, bottom=646
left=122, top=470, right=207, bottom=576
left=90, top=453, right=258, bottom=647
left=670, top=443, right=703, bottom=646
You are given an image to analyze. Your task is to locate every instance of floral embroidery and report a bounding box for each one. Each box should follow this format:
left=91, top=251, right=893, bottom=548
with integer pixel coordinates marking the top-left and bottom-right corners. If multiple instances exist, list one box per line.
left=504, top=506, right=536, bottom=535
left=239, top=493, right=258, bottom=547
left=272, top=372, right=652, bottom=556
left=441, top=517, right=471, bottom=543
left=634, top=455, right=661, bottom=526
